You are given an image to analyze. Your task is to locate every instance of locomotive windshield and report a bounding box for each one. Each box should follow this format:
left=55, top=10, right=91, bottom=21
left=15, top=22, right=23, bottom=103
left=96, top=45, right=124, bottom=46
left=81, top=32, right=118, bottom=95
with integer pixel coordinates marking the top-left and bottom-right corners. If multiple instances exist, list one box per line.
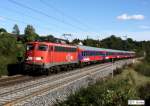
left=38, top=44, right=48, bottom=51
left=26, top=44, right=34, bottom=51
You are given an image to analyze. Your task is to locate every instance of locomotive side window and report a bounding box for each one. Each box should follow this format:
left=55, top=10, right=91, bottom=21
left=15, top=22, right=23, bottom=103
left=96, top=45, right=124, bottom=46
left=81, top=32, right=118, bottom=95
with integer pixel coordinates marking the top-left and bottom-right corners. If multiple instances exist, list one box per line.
left=55, top=46, right=77, bottom=52
left=38, top=45, right=48, bottom=51
left=26, top=44, right=34, bottom=51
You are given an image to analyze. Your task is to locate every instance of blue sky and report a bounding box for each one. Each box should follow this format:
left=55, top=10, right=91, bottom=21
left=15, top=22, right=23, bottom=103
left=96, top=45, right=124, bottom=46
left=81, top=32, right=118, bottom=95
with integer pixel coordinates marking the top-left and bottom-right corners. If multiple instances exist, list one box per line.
left=0, top=0, right=150, bottom=41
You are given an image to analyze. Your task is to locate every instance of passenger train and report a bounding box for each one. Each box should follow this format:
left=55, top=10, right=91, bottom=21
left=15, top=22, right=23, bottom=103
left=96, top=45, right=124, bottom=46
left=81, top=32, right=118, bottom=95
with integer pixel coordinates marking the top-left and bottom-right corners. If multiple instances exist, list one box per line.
left=24, top=41, right=135, bottom=74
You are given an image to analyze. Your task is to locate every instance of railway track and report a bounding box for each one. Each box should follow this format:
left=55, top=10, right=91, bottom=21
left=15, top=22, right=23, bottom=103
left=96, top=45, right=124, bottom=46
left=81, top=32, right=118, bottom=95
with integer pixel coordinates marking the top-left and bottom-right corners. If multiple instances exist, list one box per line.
left=0, top=74, right=47, bottom=88
left=0, top=75, right=34, bottom=87
left=0, top=62, right=113, bottom=106
left=0, top=62, right=111, bottom=92
left=0, top=62, right=108, bottom=88
left=0, top=59, right=133, bottom=106
left=0, top=75, right=23, bottom=84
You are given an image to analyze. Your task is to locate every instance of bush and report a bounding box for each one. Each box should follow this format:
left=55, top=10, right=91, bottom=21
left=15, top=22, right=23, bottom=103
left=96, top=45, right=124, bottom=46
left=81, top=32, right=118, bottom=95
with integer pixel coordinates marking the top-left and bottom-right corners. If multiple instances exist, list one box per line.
left=134, top=62, right=150, bottom=77
left=138, top=83, right=150, bottom=105
left=55, top=77, right=138, bottom=106
left=0, top=32, right=25, bottom=76
left=138, top=83, right=150, bottom=99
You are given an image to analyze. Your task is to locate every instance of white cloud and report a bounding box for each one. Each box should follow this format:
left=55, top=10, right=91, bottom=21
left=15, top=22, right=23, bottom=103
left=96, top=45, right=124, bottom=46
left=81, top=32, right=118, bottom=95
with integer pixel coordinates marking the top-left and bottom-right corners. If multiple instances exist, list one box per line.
left=139, top=25, right=150, bottom=29
left=117, top=13, right=144, bottom=20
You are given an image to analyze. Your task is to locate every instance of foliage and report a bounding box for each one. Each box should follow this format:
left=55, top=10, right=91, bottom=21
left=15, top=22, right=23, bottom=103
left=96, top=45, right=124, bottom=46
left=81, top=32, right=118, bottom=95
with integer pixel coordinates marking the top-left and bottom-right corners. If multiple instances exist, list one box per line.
left=0, top=30, right=25, bottom=76
left=143, top=41, right=150, bottom=62
left=100, top=35, right=124, bottom=50
left=38, top=35, right=56, bottom=42
left=0, top=33, right=17, bottom=56
left=0, top=28, right=7, bottom=33
left=56, top=77, right=138, bottom=106
left=24, top=25, right=39, bottom=42
left=138, top=83, right=150, bottom=101
left=0, top=32, right=17, bottom=76
left=83, top=38, right=100, bottom=47
left=72, top=39, right=81, bottom=45
left=134, top=62, right=150, bottom=77
left=12, top=24, right=20, bottom=35
left=56, top=65, right=150, bottom=106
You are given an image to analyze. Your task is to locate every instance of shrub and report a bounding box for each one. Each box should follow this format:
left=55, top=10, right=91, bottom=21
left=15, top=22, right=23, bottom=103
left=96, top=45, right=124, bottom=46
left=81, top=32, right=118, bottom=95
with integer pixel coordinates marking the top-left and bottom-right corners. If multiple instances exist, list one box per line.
left=138, top=83, right=150, bottom=105
left=55, top=77, right=138, bottom=106
left=134, top=62, right=150, bottom=77
left=0, top=32, right=25, bottom=76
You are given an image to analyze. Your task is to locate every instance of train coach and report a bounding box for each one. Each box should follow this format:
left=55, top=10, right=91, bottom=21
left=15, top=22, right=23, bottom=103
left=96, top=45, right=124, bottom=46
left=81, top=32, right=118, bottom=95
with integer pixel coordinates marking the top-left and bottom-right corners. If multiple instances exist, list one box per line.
left=24, top=41, right=135, bottom=74
left=77, top=45, right=135, bottom=64
left=103, top=49, right=135, bottom=60
left=77, top=45, right=105, bottom=65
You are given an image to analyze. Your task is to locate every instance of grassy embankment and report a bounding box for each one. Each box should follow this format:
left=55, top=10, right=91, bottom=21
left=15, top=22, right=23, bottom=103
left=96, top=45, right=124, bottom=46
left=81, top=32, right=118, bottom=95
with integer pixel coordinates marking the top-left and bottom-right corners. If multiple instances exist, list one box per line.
left=56, top=60, right=150, bottom=106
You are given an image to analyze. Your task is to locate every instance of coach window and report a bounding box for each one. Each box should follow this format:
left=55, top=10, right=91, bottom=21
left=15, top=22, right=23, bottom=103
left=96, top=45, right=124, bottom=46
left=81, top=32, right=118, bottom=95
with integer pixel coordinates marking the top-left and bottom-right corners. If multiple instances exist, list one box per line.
left=83, top=51, right=85, bottom=56
left=84, top=51, right=86, bottom=56
left=26, top=44, right=34, bottom=51
left=38, top=45, right=48, bottom=51
left=87, top=51, right=89, bottom=56
left=82, top=52, right=84, bottom=56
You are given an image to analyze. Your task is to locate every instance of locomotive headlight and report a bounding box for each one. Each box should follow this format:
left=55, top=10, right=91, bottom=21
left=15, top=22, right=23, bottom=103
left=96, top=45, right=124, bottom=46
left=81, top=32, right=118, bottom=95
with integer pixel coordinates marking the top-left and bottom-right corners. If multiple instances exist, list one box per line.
left=35, top=57, right=43, bottom=60
left=26, top=56, right=32, bottom=60
left=105, top=56, right=109, bottom=59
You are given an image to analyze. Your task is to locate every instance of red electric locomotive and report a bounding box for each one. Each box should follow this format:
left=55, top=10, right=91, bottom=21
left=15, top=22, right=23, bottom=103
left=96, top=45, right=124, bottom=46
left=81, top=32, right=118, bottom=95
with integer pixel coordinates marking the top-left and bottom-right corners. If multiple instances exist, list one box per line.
left=25, top=41, right=78, bottom=74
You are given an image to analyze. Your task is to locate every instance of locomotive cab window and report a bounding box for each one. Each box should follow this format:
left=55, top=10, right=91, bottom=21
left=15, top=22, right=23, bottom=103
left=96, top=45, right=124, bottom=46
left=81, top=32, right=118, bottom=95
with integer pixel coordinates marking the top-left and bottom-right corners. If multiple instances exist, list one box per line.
left=38, top=45, right=48, bottom=51
left=26, top=44, right=34, bottom=51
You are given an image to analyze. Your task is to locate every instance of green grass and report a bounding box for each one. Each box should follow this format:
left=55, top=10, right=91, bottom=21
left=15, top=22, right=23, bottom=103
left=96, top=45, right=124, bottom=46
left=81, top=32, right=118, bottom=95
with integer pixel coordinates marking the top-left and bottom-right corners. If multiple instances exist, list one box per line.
left=115, top=68, right=150, bottom=86
left=133, top=61, right=150, bottom=77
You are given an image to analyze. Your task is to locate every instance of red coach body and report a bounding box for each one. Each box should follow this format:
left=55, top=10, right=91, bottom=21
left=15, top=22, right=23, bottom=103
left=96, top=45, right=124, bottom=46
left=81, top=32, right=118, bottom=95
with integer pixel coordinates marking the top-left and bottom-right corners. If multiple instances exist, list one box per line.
left=77, top=45, right=105, bottom=63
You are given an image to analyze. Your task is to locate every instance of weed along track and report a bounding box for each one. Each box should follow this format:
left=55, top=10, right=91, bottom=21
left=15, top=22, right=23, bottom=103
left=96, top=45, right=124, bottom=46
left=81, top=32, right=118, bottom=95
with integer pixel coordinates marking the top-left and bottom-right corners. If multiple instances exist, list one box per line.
left=0, top=75, right=25, bottom=85
left=0, top=75, right=37, bottom=87
left=0, top=59, right=134, bottom=106
left=0, top=74, right=47, bottom=88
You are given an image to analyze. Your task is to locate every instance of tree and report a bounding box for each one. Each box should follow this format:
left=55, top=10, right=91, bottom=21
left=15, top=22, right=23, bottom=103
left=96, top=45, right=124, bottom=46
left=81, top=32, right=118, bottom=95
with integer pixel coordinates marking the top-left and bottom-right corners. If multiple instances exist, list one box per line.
left=24, top=25, right=35, bottom=35
left=47, top=35, right=55, bottom=42
left=72, top=39, right=81, bottom=44
left=12, top=24, right=20, bottom=35
left=143, top=41, right=150, bottom=62
left=24, top=25, right=38, bottom=42
left=100, top=35, right=123, bottom=50
left=0, top=28, right=7, bottom=34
